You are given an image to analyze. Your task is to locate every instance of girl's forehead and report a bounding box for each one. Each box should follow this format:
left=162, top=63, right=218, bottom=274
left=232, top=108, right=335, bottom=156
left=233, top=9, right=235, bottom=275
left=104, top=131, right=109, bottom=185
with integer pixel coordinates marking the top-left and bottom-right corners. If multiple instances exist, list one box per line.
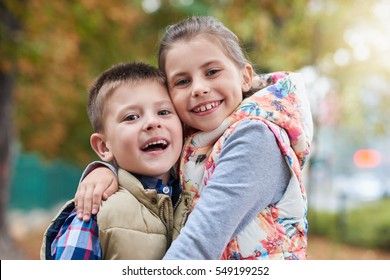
left=165, top=33, right=213, bottom=49
left=168, top=34, right=226, bottom=58
left=187, top=33, right=221, bottom=47
left=166, top=40, right=224, bottom=69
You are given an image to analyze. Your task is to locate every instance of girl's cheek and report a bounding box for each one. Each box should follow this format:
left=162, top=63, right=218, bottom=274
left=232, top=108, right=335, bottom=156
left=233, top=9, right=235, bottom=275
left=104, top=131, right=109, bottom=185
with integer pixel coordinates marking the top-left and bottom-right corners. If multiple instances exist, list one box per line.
left=170, top=97, right=181, bottom=108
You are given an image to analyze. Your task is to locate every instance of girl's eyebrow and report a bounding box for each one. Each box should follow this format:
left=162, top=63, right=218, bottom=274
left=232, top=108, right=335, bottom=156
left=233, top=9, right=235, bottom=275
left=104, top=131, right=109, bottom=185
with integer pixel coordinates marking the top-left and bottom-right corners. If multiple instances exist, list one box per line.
left=168, top=70, right=185, bottom=81
left=200, top=60, right=221, bottom=69
left=169, top=59, right=221, bottom=79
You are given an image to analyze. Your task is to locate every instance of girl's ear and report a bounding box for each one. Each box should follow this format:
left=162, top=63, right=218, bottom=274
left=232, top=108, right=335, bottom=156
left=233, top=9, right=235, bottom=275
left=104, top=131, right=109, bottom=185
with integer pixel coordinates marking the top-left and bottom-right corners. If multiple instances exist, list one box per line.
left=241, top=63, right=253, bottom=93
left=90, top=133, right=114, bottom=162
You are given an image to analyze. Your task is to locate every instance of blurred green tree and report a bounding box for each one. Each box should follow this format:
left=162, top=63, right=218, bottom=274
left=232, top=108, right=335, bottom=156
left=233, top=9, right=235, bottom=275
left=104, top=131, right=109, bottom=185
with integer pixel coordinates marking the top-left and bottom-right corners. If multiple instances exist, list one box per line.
left=1, top=0, right=317, bottom=257
left=2, top=0, right=390, bottom=258
left=0, top=0, right=25, bottom=259
left=11, top=0, right=320, bottom=165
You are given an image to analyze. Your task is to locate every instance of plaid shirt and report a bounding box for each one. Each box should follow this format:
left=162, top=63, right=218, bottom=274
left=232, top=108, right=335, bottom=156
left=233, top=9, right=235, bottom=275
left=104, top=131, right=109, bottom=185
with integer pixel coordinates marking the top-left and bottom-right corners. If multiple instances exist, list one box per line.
left=51, top=209, right=101, bottom=260
left=51, top=174, right=180, bottom=260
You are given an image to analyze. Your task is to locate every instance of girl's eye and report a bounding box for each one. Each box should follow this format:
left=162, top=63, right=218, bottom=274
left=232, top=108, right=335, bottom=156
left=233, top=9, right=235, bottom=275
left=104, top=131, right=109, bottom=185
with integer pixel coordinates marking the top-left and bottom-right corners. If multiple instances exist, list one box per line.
left=124, top=114, right=139, bottom=121
left=158, top=109, right=171, bottom=116
left=206, top=69, right=219, bottom=76
left=174, top=79, right=190, bottom=86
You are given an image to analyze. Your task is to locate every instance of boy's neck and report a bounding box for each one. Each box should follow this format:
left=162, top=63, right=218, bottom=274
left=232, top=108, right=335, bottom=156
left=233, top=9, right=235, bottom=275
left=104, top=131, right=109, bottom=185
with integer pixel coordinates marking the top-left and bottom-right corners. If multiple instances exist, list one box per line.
left=156, top=172, right=170, bottom=185
left=132, top=172, right=170, bottom=185
left=132, top=172, right=175, bottom=197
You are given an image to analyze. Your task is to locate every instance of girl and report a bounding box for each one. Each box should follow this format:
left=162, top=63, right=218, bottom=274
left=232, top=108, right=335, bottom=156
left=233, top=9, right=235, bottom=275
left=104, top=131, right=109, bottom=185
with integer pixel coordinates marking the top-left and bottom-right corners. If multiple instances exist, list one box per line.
left=75, top=16, right=313, bottom=260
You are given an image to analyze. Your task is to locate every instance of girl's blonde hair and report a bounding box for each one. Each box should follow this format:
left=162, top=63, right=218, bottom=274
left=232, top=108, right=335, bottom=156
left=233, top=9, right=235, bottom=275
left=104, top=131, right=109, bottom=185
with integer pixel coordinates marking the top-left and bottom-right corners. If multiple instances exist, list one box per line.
left=158, top=16, right=263, bottom=97
left=158, top=16, right=249, bottom=71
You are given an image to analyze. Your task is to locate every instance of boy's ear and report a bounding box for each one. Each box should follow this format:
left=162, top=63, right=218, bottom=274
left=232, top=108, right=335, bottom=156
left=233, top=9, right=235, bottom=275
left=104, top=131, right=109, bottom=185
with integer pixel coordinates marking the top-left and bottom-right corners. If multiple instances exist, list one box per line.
left=90, top=133, right=114, bottom=162
left=241, top=63, right=253, bottom=93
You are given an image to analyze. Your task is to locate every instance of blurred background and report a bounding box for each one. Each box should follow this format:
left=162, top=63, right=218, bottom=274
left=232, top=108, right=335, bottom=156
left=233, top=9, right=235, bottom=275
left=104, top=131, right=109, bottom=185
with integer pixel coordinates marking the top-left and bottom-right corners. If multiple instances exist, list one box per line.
left=1, top=0, right=390, bottom=259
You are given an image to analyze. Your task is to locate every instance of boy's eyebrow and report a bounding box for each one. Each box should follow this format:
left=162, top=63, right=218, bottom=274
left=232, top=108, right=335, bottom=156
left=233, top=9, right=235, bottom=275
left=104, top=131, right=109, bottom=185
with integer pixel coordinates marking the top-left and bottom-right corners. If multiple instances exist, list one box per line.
left=155, top=99, right=174, bottom=107
left=116, top=99, right=173, bottom=117
left=121, top=99, right=173, bottom=108
left=119, top=99, right=172, bottom=108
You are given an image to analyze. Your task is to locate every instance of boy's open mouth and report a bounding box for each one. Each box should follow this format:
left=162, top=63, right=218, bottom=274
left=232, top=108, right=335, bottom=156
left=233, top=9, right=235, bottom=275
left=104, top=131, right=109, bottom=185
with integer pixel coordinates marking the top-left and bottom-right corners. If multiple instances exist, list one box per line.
left=142, top=139, right=169, bottom=152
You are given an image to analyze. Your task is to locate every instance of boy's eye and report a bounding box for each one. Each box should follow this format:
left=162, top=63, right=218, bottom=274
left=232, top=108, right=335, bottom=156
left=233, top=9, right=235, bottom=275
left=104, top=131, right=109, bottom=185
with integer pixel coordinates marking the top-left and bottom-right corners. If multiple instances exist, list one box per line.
left=206, top=69, right=219, bottom=76
left=158, top=109, right=170, bottom=116
left=124, top=114, right=139, bottom=121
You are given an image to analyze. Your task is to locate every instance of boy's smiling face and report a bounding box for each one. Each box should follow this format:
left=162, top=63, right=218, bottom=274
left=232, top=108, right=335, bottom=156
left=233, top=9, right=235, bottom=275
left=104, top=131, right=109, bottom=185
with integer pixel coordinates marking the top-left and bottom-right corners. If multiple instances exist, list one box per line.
left=164, top=34, right=252, bottom=132
left=95, top=81, right=182, bottom=183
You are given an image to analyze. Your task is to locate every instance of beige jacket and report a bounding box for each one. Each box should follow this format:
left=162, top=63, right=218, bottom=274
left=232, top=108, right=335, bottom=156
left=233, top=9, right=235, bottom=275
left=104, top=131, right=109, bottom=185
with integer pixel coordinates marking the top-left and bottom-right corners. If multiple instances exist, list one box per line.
left=40, top=168, right=194, bottom=259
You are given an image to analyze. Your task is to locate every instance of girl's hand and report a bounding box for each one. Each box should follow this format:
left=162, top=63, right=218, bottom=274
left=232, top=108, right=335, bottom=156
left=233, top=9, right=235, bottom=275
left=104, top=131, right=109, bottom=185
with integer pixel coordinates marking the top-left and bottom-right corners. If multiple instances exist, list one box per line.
left=74, top=166, right=118, bottom=222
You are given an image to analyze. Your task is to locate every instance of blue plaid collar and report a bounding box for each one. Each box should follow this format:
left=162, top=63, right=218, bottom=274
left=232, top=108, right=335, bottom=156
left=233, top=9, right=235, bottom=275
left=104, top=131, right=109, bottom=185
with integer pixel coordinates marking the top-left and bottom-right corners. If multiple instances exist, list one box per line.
left=133, top=174, right=175, bottom=197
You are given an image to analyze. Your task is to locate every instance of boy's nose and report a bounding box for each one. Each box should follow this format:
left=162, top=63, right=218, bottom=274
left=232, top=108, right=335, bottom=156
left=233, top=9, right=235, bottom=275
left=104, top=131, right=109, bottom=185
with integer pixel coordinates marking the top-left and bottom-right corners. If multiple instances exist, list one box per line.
left=144, top=115, right=162, bottom=130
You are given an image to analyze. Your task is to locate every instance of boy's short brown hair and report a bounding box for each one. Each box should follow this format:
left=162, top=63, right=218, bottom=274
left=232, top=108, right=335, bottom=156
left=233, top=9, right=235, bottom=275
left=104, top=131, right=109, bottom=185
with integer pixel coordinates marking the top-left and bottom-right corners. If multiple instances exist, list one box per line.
left=88, top=62, right=166, bottom=133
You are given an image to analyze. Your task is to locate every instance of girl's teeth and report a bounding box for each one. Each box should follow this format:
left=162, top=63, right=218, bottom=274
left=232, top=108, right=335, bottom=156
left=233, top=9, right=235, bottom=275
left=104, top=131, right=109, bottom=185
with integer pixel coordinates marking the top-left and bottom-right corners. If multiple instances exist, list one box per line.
left=199, top=105, right=207, bottom=112
left=195, top=102, right=219, bottom=112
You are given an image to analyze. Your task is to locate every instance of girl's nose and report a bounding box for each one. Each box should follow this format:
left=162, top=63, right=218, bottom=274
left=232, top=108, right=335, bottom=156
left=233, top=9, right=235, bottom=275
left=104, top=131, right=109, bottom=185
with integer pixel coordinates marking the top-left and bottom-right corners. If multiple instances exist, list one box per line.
left=191, top=79, right=210, bottom=97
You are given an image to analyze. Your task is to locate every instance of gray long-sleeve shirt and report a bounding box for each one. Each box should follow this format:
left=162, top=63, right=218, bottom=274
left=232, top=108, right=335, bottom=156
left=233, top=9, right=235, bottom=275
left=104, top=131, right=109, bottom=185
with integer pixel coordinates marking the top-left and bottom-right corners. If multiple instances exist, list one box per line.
left=82, top=119, right=291, bottom=260
left=163, top=119, right=290, bottom=259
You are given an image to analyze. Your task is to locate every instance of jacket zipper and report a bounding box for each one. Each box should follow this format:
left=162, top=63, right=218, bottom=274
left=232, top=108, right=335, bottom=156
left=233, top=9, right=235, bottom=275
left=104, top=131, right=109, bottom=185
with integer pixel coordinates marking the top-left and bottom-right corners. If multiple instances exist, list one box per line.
left=159, top=200, right=173, bottom=247
left=173, top=194, right=182, bottom=213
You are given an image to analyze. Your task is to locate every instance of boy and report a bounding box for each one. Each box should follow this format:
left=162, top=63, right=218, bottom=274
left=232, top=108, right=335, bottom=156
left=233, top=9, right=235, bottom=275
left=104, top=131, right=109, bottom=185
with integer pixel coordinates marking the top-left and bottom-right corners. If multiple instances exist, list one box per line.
left=40, top=62, right=194, bottom=259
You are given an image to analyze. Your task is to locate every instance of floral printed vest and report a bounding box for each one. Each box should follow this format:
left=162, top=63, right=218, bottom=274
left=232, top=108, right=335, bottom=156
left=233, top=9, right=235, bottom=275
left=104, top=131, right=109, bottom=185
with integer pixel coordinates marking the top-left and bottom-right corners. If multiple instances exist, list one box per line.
left=179, top=72, right=313, bottom=259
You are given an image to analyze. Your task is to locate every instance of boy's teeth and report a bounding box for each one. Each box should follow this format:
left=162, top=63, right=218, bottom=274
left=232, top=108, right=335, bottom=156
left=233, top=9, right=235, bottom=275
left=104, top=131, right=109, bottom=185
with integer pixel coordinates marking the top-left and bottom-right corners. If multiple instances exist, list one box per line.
left=143, top=139, right=167, bottom=149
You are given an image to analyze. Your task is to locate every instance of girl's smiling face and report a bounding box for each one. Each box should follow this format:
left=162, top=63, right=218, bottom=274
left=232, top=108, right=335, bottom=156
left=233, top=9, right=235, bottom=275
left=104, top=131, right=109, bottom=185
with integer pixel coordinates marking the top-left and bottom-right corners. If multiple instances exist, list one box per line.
left=164, top=35, right=253, bottom=132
